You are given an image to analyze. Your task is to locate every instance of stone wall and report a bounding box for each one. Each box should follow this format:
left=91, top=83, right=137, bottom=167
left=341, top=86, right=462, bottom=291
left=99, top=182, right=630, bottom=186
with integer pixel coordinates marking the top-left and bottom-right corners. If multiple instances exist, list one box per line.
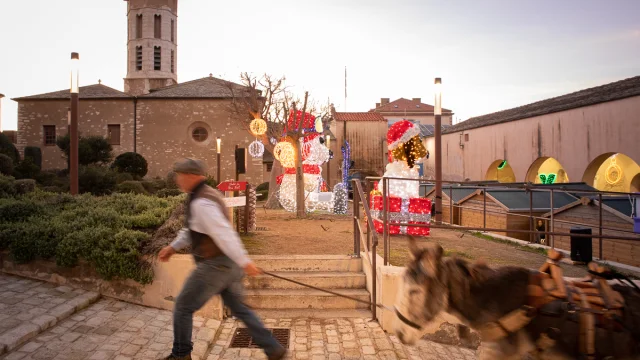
left=16, top=100, right=135, bottom=169
left=136, top=98, right=264, bottom=183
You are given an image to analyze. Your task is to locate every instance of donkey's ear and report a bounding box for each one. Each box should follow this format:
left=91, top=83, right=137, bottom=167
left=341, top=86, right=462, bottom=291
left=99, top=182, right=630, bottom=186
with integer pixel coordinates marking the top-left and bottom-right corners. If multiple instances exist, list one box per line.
left=408, top=236, right=420, bottom=256
left=432, top=244, right=444, bottom=261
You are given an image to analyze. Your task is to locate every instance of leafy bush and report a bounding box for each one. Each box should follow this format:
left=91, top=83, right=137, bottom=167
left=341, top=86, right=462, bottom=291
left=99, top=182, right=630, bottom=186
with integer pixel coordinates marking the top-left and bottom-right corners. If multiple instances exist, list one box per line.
left=112, top=152, right=148, bottom=179
left=115, top=172, right=134, bottom=184
left=166, top=171, right=178, bottom=189
left=0, top=175, right=17, bottom=198
left=256, top=182, right=269, bottom=191
left=205, top=175, right=218, bottom=188
left=0, top=133, right=19, bottom=163
left=24, top=147, right=42, bottom=169
left=13, top=158, right=40, bottom=180
left=156, top=188, right=182, bottom=198
left=56, top=134, right=114, bottom=165
left=0, top=199, right=45, bottom=222
left=79, top=165, right=117, bottom=195
left=116, top=181, right=148, bottom=195
left=14, top=179, right=36, bottom=195
left=257, top=189, right=269, bottom=201
left=0, top=154, right=14, bottom=176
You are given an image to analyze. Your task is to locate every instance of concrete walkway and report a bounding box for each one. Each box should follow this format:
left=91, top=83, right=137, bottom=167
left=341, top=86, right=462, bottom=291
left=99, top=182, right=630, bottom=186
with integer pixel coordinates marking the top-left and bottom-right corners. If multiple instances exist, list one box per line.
left=0, top=274, right=477, bottom=360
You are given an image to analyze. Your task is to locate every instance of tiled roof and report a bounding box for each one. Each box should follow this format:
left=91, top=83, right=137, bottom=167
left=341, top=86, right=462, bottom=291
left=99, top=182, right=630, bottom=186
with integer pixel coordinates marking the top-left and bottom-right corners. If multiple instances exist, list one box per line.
left=599, top=197, right=634, bottom=218
left=417, top=124, right=452, bottom=137
left=444, top=75, right=640, bottom=134
left=12, top=84, right=133, bottom=100
left=371, top=98, right=452, bottom=114
left=486, top=189, right=577, bottom=211
left=140, top=76, right=252, bottom=98
left=334, top=112, right=386, bottom=122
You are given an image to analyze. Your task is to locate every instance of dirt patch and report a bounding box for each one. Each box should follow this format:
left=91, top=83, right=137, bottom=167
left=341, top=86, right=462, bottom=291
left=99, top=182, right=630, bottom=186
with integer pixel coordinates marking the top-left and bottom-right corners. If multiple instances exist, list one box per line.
left=246, top=208, right=590, bottom=277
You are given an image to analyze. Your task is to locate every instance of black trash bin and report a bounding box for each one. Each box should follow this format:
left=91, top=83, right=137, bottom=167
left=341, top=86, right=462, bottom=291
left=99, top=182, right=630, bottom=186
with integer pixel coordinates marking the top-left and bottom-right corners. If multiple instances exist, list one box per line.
left=431, top=202, right=436, bottom=217
left=570, top=227, right=592, bottom=263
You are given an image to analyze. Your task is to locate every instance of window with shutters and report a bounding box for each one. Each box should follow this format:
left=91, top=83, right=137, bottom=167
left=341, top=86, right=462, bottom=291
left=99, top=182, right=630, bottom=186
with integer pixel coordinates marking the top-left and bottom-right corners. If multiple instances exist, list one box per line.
left=43, top=125, right=56, bottom=146
left=108, top=125, right=121, bottom=145
left=154, top=15, right=161, bottom=38
left=154, top=46, right=161, bottom=70
left=136, top=46, right=142, bottom=70
left=171, top=50, right=175, bottom=73
left=465, top=134, right=469, bottom=142
left=136, top=14, right=142, bottom=38
left=171, top=19, right=175, bottom=42
left=266, top=162, right=273, bottom=172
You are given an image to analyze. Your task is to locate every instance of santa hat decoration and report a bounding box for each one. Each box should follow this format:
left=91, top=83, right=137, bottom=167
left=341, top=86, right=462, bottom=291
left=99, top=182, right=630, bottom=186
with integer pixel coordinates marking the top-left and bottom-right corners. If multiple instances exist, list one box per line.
left=387, top=120, right=420, bottom=150
left=288, top=110, right=316, bottom=132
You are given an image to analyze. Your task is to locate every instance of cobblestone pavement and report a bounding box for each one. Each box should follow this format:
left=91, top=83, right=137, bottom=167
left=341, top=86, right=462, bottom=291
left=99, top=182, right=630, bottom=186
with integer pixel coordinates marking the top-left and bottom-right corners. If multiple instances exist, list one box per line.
left=0, top=274, right=100, bottom=356
left=0, top=275, right=477, bottom=360
left=1, top=297, right=221, bottom=360
left=209, top=317, right=478, bottom=360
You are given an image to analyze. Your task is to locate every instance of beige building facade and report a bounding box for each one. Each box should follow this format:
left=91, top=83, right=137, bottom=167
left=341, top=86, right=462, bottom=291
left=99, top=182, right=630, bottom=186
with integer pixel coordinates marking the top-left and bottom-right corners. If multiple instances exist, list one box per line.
left=371, top=98, right=453, bottom=126
left=422, top=76, right=640, bottom=193
left=12, top=0, right=265, bottom=184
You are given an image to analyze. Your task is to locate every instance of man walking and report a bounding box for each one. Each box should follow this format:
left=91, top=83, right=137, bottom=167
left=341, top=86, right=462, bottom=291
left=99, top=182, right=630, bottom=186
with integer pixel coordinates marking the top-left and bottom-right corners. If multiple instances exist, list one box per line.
left=158, top=158, right=286, bottom=360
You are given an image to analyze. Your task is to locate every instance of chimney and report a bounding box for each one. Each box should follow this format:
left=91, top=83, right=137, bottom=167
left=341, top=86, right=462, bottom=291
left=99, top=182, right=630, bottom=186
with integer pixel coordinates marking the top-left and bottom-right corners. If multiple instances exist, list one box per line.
left=0, top=93, right=4, bottom=131
left=412, top=98, right=421, bottom=103
left=375, top=103, right=380, bottom=108
left=381, top=98, right=390, bottom=106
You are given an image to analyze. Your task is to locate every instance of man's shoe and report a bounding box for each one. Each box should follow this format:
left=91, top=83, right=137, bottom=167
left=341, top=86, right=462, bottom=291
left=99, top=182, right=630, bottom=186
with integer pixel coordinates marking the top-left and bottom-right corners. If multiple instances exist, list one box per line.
left=163, top=354, right=192, bottom=360
left=268, top=347, right=287, bottom=360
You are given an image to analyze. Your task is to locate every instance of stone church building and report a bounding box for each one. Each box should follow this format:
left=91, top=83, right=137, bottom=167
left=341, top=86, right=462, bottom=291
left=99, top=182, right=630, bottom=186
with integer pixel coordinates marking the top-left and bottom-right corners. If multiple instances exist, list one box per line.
left=13, top=0, right=264, bottom=183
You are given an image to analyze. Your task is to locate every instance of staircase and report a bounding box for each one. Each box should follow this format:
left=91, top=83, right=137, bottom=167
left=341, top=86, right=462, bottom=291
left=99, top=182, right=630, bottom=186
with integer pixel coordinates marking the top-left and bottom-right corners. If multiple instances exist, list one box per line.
left=244, top=255, right=371, bottom=318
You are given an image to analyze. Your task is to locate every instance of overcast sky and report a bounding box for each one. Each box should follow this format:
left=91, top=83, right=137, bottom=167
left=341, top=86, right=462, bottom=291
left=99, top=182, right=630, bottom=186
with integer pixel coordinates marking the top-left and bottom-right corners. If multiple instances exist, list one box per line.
left=1, top=0, right=639, bottom=130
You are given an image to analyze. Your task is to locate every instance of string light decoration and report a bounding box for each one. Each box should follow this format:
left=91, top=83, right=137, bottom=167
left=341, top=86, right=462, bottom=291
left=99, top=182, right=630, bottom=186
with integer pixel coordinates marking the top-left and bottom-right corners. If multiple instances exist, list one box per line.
left=274, top=140, right=296, bottom=167
left=605, top=156, right=623, bottom=185
left=248, top=140, right=264, bottom=158
left=341, top=141, right=351, bottom=184
left=498, top=160, right=508, bottom=170
left=250, top=118, right=267, bottom=136
left=390, top=135, right=427, bottom=168
left=371, top=119, right=430, bottom=236
left=333, top=183, right=348, bottom=215
left=270, top=137, right=278, bottom=145
left=538, top=173, right=557, bottom=184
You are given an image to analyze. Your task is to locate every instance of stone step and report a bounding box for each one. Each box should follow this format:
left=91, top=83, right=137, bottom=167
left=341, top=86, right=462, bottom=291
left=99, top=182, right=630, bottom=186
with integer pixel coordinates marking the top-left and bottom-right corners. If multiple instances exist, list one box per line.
left=244, top=289, right=371, bottom=310
left=244, top=272, right=366, bottom=290
left=254, top=309, right=373, bottom=319
left=252, top=255, right=362, bottom=273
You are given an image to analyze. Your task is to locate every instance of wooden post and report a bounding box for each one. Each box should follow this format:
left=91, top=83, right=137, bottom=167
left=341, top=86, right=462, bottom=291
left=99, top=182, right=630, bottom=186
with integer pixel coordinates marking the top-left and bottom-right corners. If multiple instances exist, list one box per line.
left=529, top=188, right=534, bottom=243
left=449, top=186, right=453, bottom=225
left=382, top=177, right=389, bottom=266
left=483, top=189, right=487, bottom=229
left=599, top=192, right=603, bottom=260
left=353, top=180, right=360, bottom=257
left=234, top=145, right=239, bottom=233
left=550, top=189, right=554, bottom=248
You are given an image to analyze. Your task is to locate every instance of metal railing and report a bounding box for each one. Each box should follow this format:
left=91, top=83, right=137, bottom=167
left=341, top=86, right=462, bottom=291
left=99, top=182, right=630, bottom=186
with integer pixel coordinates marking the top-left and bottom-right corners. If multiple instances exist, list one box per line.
left=351, top=179, right=379, bottom=320
left=353, top=177, right=639, bottom=266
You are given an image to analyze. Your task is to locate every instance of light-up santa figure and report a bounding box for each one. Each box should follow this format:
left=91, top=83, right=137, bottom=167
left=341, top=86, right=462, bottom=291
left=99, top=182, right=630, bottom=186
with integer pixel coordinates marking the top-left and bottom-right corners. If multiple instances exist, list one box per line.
left=370, top=120, right=431, bottom=235
left=277, top=111, right=330, bottom=212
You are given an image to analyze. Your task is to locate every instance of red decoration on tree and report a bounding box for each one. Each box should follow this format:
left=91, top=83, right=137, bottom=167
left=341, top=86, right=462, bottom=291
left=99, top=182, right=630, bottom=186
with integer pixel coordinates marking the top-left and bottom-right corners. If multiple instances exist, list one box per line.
left=288, top=110, right=316, bottom=131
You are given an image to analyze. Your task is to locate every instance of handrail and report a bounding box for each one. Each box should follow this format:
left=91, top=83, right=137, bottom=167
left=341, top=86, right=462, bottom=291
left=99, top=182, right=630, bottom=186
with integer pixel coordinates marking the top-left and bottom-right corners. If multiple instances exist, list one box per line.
left=353, top=180, right=379, bottom=248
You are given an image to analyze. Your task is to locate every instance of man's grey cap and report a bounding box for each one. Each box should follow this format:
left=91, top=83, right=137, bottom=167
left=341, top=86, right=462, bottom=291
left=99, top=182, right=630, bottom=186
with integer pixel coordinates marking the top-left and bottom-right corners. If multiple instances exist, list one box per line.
left=173, top=158, right=207, bottom=175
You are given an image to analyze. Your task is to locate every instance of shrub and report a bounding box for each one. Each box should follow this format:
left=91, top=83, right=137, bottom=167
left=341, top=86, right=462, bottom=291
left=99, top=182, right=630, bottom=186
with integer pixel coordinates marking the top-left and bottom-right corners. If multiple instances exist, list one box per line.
left=35, top=170, right=58, bottom=186
left=0, top=199, right=45, bottom=222
left=156, top=188, right=182, bottom=198
left=57, top=134, right=114, bottom=165
left=256, top=182, right=269, bottom=192
left=0, top=154, right=13, bottom=176
left=257, top=189, right=269, bottom=201
left=205, top=175, right=218, bottom=188
left=13, top=158, right=41, bottom=180
left=116, top=181, right=148, bottom=195
left=141, top=180, right=158, bottom=194
left=78, top=165, right=117, bottom=195
left=112, top=152, right=148, bottom=179
left=115, top=172, right=134, bottom=184
left=166, top=171, right=177, bottom=189
left=14, top=179, right=36, bottom=195
left=0, top=133, right=19, bottom=163
left=0, top=174, right=17, bottom=198
left=24, top=147, right=42, bottom=169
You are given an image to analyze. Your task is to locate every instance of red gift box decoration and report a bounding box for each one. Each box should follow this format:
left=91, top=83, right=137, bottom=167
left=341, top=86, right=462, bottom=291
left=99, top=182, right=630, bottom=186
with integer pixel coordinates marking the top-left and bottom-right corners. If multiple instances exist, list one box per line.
left=369, top=195, right=430, bottom=236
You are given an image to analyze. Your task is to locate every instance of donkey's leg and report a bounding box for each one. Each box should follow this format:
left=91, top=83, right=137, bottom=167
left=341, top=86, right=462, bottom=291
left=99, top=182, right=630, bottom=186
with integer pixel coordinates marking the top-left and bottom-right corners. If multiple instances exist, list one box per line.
left=478, top=331, right=536, bottom=360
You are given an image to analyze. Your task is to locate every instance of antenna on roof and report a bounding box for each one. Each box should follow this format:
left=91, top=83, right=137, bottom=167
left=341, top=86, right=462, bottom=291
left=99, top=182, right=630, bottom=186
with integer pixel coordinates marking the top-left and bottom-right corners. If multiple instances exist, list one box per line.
left=209, top=73, right=213, bottom=78
left=344, top=66, right=347, bottom=112
left=98, top=79, right=101, bottom=84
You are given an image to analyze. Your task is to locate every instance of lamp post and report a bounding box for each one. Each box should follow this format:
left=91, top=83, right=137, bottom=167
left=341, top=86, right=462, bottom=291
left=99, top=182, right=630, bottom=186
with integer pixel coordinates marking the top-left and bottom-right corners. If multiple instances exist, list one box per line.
left=70, top=52, right=80, bottom=195
left=434, top=77, right=442, bottom=224
left=216, top=137, right=221, bottom=182
left=67, top=108, right=71, bottom=173
left=327, top=135, right=332, bottom=187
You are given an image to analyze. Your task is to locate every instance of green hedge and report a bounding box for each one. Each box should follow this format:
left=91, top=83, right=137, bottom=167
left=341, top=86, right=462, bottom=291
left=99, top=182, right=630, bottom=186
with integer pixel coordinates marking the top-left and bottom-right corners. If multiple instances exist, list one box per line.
left=0, top=154, right=13, bottom=176
left=0, top=191, right=181, bottom=284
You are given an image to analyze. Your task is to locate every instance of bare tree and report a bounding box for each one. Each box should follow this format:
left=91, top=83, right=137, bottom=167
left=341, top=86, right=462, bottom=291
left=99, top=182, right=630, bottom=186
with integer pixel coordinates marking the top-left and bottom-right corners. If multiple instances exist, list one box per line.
left=227, top=73, right=332, bottom=217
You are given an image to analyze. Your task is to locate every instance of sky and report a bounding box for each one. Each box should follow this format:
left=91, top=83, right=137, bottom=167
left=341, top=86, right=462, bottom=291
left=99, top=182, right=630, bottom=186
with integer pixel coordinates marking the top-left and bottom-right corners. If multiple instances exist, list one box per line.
left=1, top=0, right=639, bottom=130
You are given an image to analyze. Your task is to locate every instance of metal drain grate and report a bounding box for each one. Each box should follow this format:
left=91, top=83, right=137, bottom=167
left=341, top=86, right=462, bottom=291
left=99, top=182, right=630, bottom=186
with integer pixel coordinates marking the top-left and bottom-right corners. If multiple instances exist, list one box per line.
left=255, top=226, right=268, bottom=231
left=230, top=328, right=290, bottom=349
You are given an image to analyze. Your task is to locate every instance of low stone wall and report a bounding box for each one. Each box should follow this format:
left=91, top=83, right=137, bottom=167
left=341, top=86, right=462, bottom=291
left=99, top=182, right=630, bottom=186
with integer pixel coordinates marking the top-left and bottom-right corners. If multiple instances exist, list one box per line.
left=0, top=253, right=223, bottom=319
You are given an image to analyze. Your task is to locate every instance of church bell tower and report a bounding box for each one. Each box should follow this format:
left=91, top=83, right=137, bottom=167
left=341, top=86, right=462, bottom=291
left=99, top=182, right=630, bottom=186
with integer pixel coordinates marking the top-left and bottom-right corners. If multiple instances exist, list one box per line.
left=124, top=0, right=178, bottom=96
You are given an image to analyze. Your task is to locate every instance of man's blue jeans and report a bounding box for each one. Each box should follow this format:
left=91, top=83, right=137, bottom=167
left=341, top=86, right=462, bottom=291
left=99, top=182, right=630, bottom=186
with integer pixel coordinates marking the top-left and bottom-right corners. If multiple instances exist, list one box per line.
left=172, top=256, right=283, bottom=357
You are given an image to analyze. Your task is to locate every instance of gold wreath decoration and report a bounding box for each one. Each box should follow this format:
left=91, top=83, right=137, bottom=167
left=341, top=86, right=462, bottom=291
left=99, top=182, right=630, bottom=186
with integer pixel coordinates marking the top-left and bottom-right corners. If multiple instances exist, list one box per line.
left=605, top=158, right=623, bottom=185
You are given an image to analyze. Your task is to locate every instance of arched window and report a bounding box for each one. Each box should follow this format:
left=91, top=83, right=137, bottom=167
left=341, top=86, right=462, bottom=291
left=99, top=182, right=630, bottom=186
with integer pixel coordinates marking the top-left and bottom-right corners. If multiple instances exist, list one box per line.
left=154, top=14, right=161, bottom=39
left=136, top=14, right=142, bottom=38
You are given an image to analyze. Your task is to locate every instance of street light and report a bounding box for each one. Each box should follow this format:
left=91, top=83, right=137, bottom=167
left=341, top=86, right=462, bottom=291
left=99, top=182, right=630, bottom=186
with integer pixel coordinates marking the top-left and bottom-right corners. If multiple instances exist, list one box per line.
left=69, top=52, right=80, bottom=195
left=434, top=77, right=443, bottom=224
left=216, top=137, right=221, bottom=182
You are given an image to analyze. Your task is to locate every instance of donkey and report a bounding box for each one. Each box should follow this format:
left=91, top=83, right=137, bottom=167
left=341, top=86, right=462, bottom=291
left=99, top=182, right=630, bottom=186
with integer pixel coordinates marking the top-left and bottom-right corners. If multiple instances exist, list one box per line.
left=394, top=239, right=640, bottom=359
